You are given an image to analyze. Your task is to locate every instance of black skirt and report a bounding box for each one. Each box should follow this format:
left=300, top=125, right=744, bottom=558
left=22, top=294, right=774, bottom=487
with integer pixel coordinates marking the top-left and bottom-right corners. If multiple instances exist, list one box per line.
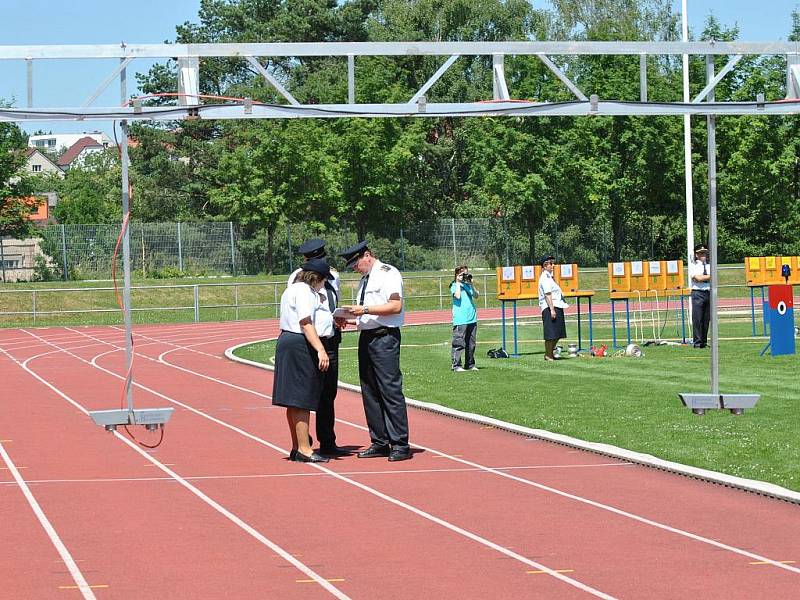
left=271, top=331, right=323, bottom=411
left=541, top=307, right=567, bottom=340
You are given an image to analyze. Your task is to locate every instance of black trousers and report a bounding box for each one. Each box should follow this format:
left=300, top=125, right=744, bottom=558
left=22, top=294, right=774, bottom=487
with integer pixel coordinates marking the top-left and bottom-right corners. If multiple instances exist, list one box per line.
left=358, top=328, right=409, bottom=450
left=315, top=333, right=340, bottom=448
left=691, top=290, right=711, bottom=347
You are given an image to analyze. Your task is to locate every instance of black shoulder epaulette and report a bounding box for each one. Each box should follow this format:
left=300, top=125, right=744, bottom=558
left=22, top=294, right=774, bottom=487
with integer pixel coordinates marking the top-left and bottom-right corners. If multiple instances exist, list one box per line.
left=380, top=264, right=391, bottom=272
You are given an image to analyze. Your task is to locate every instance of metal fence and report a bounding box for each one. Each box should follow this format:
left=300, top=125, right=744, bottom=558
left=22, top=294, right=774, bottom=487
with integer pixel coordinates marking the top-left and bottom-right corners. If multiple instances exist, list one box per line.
left=3, top=215, right=713, bottom=282
left=0, top=267, right=759, bottom=329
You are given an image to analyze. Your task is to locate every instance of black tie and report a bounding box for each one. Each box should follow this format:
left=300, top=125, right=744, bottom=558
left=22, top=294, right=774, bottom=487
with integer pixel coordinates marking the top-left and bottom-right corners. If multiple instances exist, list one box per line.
left=325, top=281, right=337, bottom=311
left=703, top=263, right=707, bottom=276
left=359, top=275, right=369, bottom=304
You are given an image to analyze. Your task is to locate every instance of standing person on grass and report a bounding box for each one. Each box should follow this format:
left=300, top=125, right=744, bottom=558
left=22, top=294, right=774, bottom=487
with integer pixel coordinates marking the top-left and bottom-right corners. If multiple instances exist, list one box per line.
left=689, top=244, right=711, bottom=349
left=272, top=258, right=333, bottom=463
left=538, top=255, right=568, bottom=361
left=451, top=265, right=479, bottom=372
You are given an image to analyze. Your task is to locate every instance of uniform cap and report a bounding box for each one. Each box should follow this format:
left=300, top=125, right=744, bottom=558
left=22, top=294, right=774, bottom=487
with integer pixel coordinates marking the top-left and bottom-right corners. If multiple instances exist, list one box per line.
left=298, top=238, right=327, bottom=259
left=539, top=255, right=556, bottom=266
left=339, top=240, right=369, bottom=268
left=301, top=257, right=334, bottom=280
left=694, top=245, right=708, bottom=254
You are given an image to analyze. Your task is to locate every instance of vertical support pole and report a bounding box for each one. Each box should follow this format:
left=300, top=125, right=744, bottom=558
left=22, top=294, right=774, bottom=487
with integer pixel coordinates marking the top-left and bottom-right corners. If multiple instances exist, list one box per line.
left=177, top=222, right=183, bottom=272
left=26, top=59, right=33, bottom=108
left=577, top=297, right=583, bottom=350
left=60, top=224, right=68, bottom=281
left=639, top=53, right=648, bottom=102
left=399, top=227, right=405, bottom=271
left=229, top=222, right=236, bottom=276
left=120, top=120, right=135, bottom=413
left=0, top=237, right=5, bottom=282
left=274, top=283, right=279, bottom=318
left=32, top=290, right=37, bottom=324
left=588, top=296, right=594, bottom=349
left=706, top=54, right=720, bottom=396
left=611, top=299, right=618, bottom=349
left=625, top=299, right=632, bottom=346
left=750, top=287, right=756, bottom=337
left=347, top=55, right=355, bottom=104
left=512, top=300, right=519, bottom=357
left=286, top=224, right=293, bottom=273
left=438, top=278, right=443, bottom=309
left=451, top=217, right=457, bottom=269
left=234, top=284, right=240, bottom=320
left=501, top=301, right=507, bottom=352
left=682, top=0, right=696, bottom=291
left=194, top=285, right=200, bottom=322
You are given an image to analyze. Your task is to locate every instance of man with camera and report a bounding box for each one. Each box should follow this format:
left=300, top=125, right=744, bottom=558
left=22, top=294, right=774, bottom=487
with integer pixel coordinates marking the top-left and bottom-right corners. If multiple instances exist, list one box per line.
left=451, top=265, right=479, bottom=372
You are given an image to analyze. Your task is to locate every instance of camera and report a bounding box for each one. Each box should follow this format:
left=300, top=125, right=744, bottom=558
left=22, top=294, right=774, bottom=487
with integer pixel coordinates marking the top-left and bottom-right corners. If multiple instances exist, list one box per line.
left=461, top=272, right=473, bottom=283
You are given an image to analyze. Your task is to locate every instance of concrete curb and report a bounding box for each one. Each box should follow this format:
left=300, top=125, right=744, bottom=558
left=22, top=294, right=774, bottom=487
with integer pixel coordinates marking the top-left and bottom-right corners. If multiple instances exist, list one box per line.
left=224, top=336, right=800, bottom=505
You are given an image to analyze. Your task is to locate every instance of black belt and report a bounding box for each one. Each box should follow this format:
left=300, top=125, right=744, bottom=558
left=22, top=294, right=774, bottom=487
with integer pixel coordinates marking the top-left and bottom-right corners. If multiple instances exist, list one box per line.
left=692, top=289, right=710, bottom=293
left=362, top=326, right=398, bottom=337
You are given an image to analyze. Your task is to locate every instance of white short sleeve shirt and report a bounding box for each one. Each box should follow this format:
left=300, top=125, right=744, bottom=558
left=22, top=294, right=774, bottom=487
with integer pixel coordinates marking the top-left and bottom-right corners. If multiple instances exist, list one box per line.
left=689, top=260, right=710, bottom=291
left=356, top=260, right=404, bottom=330
left=286, top=268, right=340, bottom=338
left=279, top=283, right=320, bottom=333
left=538, top=270, right=569, bottom=311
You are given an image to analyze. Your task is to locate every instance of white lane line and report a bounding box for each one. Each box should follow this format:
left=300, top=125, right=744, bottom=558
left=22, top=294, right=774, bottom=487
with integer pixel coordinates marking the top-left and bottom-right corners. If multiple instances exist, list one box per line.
left=22, top=329, right=616, bottom=600
left=0, top=391, right=95, bottom=598
left=5, top=341, right=351, bottom=600
left=0, top=463, right=634, bottom=486
left=75, top=326, right=800, bottom=576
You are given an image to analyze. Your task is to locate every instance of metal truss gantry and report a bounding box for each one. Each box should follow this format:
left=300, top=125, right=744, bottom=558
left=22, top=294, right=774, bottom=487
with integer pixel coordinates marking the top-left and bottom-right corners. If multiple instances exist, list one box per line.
left=2, top=41, right=800, bottom=120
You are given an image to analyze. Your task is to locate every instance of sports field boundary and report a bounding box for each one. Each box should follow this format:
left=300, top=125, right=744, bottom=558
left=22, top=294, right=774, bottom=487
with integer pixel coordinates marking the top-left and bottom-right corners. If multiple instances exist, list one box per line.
left=224, top=336, right=800, bottom=506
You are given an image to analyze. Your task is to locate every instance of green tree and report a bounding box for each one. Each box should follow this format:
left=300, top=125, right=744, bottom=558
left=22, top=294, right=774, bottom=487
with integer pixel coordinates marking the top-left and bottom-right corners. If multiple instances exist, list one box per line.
left=0, top=117, right=35, bottom=238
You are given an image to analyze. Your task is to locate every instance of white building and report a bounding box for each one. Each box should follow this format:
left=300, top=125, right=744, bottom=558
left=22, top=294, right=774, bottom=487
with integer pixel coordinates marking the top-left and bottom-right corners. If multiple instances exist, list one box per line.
left=28, top=132, right=112, bottom=154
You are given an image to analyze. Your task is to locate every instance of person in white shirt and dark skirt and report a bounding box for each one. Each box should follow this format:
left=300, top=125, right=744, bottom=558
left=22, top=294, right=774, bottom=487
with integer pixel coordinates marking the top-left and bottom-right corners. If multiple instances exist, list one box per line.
left=272, top=258, right=333, bottom=463
left=689, top=244, right=711, bottom=348
left=538, top=255, right=568, bottom=361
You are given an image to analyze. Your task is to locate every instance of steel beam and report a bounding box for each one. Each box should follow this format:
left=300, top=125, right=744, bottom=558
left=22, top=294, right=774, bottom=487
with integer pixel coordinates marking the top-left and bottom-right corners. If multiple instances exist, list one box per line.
left=409, top=54, right=459, bottom=104
left=244, top=56, right=300, bottom=106
left=692, top=55, right=743, bottom=103
left=492, top=55, right=510, bottom=100
left=82, top=57, right=134, bottom=107
left=536, top=53, right=587, bottom=101
left=1, top=41, right=799, bottom=60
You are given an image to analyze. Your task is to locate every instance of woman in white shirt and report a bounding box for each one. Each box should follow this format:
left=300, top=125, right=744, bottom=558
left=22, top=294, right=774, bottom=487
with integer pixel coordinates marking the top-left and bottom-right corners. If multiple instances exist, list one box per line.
left=538, top=255, right=568, bottom=361
left=272, top=258, right=332, bottom=463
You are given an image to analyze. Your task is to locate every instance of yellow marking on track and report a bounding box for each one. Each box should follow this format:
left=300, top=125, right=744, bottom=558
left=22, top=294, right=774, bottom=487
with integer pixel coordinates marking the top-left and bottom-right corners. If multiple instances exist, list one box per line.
left=58, top=585, right=109, bottom=590
left=527, top=569, right=574, bottom=575
left=296, top=578, right=345, bottom=583
left=749, top=560, right=795, bottom=565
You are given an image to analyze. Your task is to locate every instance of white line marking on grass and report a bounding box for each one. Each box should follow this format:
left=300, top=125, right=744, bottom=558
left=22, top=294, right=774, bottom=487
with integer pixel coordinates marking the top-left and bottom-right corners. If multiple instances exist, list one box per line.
left=22, top=330, right=617, bottom=600
left=0, top=390, right=96, bottom=599
left=7, top=338, right=352, bottom=600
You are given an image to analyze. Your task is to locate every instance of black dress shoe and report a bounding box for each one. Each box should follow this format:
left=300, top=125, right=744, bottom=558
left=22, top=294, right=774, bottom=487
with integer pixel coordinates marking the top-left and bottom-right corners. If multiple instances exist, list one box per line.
left=318, top=445, right=352, bottom=457
left=357, top=444, right=390, bottom=458
left=388, top=448, right=412, bottom=462
left=293, top=451, right=330, bottom=463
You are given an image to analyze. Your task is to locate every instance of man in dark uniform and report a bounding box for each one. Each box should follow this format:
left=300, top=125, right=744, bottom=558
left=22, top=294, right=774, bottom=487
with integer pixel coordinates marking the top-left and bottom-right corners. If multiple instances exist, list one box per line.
left=689, top=244, right=711, bottom=348
left=340, top=240, right=411, bottom=462
left=290, top=239, right=349, bottom=457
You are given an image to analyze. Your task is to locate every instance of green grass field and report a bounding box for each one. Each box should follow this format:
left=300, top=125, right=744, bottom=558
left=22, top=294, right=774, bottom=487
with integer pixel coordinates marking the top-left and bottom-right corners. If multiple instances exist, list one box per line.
left=234, top=317, right=800, bottom=492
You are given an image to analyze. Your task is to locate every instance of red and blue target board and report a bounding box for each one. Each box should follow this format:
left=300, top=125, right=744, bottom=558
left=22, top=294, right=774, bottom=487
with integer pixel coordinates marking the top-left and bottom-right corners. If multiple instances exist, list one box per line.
left=766, top=285, right=795, bottom=356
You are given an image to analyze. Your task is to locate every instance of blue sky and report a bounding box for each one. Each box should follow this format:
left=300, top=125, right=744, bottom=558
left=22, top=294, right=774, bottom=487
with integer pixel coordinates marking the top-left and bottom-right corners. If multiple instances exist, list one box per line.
left=1, top=0, right=798, bottom=138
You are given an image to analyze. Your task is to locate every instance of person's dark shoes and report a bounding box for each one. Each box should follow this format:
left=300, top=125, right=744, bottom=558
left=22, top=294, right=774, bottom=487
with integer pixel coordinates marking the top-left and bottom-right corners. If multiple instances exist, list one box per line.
left=318, top=445, right=352, bottom=457
left=388, top=448, right=412, bottom=462
left=357, top=443, right=390, bottom=458
left=288, top=449, right=298, bottom=461
left=293, top=451, right=330, bottom=463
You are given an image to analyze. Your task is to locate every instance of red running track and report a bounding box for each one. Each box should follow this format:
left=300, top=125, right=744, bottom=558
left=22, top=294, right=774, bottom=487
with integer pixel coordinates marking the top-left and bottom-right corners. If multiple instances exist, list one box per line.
left=1, top=314, right=798, bottom=599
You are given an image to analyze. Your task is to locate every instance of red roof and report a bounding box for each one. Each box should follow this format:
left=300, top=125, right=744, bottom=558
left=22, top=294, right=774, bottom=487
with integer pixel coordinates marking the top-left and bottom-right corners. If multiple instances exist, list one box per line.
left=56, top=136, right=105, bottom=167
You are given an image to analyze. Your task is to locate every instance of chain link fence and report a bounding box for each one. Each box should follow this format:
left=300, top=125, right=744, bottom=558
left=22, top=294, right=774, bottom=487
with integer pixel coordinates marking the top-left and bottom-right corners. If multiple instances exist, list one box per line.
left=3, top=215, right=688, bottom=282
